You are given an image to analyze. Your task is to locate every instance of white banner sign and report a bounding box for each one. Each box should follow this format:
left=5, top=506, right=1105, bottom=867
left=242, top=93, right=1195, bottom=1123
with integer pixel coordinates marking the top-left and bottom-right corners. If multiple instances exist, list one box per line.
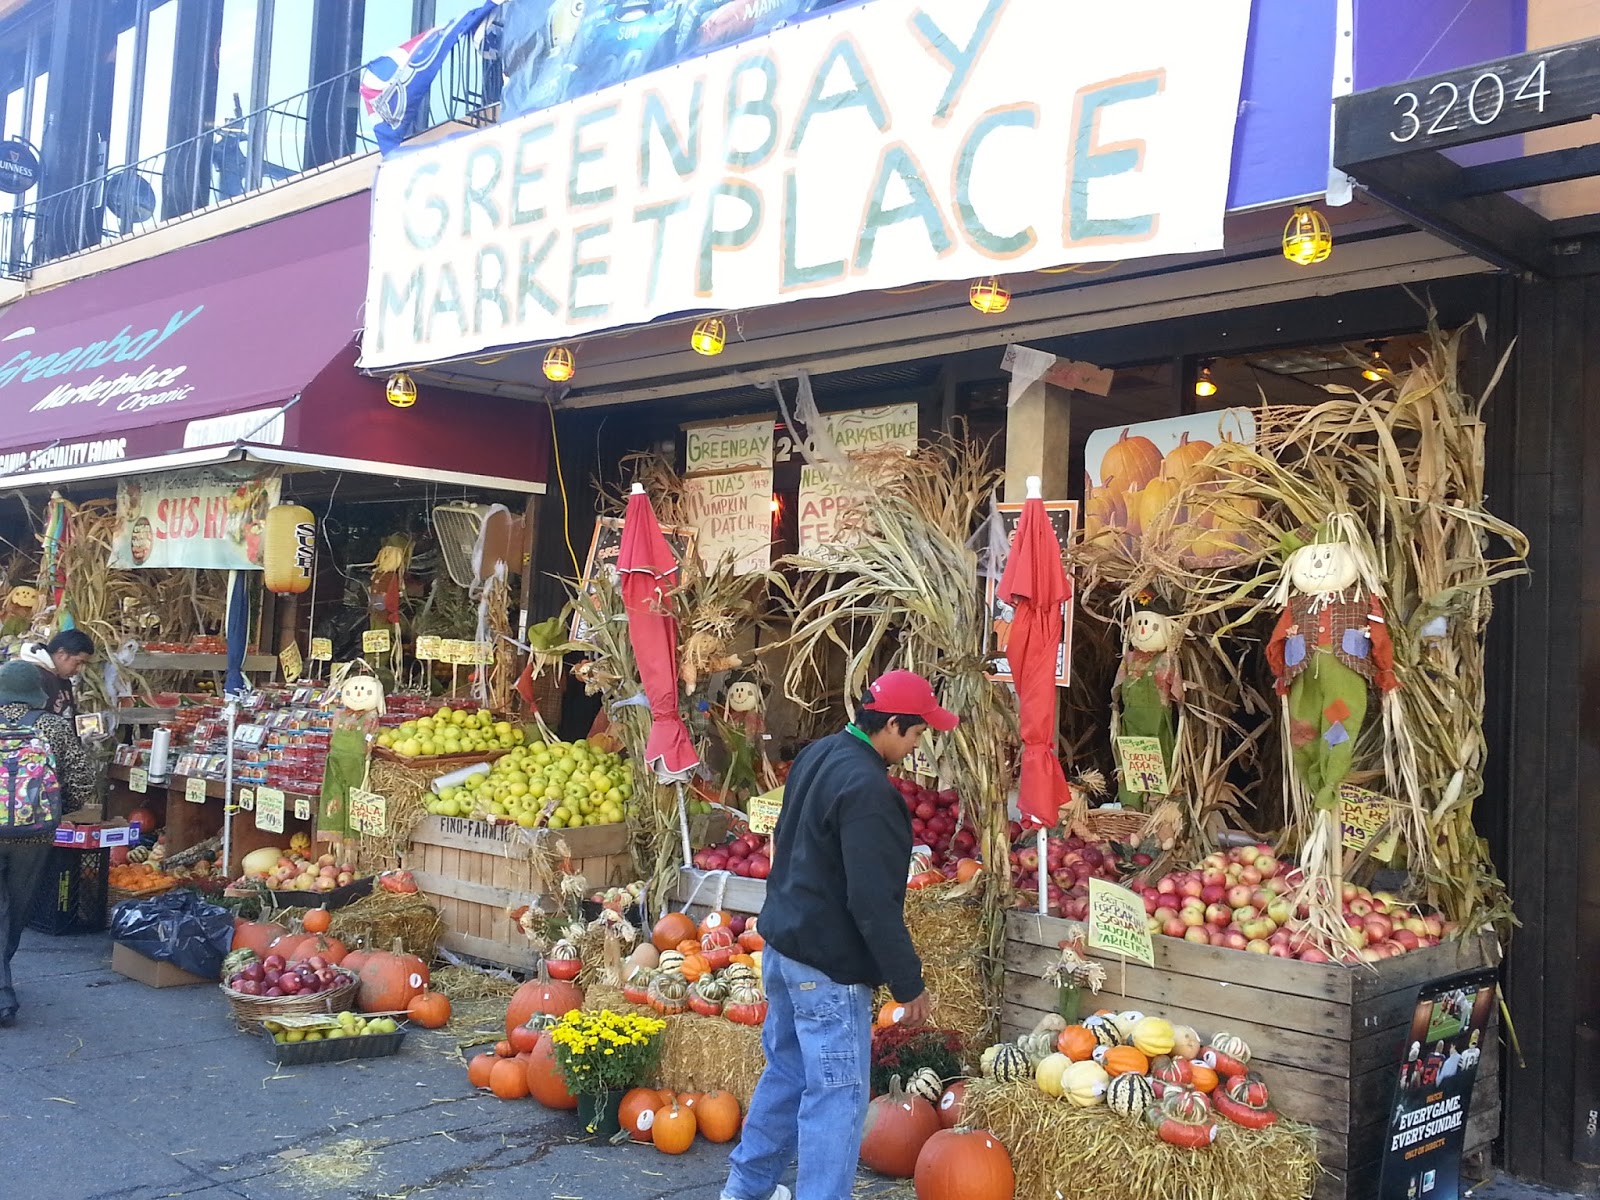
left=109, top=466, right=280, bottom=570
left=797, top=403, right=918, bottom=556
left=683, top=469, right=774, bottom=575
left=685, top=418, right=774, bottom=476
left=360, top=0, right=1252, bottom=369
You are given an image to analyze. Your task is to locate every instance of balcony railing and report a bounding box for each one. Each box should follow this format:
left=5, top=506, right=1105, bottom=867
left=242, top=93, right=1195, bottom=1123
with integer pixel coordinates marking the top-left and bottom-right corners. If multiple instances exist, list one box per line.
left=0, top=36, right=500, bottom=279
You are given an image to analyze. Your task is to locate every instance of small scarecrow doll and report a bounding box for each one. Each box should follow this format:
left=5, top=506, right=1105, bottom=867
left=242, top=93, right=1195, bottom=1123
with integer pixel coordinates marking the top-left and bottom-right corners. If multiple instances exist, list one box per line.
left=1112, top=589, right=1183, bottom=809
left=319, top=674, right=384, bottom=842
left=1265, top=523, right=1399, bottom=810
left=0, top=586, right=39, bottom=640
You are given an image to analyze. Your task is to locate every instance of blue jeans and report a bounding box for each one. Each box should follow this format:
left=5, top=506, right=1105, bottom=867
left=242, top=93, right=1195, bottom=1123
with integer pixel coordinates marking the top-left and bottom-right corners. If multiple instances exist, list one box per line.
left=724, top=944, right=873, bottom=1200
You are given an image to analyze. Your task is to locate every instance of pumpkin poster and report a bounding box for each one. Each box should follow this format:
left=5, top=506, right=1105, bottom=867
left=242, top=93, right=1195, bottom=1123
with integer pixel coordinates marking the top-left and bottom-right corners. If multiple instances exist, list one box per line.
left=1083, top=409, right=1257, bottom=566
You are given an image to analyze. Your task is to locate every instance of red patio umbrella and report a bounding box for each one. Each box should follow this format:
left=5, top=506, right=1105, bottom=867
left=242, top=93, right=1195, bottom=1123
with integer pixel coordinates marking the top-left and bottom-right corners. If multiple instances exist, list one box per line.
left=618, top=485, right=700, bottom=862
left=997, top=477, right=1072, bottom=912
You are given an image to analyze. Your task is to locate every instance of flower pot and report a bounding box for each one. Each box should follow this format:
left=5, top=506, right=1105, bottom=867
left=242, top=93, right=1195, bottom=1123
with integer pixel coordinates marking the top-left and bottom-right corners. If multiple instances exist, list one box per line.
left=1056, top=985, right=1083, bottom=1023
left=577, top=1089, right=624, bottom=1139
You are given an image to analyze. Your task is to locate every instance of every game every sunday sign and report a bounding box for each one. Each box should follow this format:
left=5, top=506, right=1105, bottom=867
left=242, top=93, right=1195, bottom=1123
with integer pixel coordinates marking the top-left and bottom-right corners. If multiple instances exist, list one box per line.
left=359, top=0, right=1251, bottom=368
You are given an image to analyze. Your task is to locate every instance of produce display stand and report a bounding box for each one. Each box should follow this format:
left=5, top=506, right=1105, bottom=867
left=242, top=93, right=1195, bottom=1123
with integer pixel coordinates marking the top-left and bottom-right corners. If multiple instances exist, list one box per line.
left=670, top=867, right=767, bottom=918
left=404, top=815, right=633, bottom=967
left=1003, top=912, right=1500, bottom=1200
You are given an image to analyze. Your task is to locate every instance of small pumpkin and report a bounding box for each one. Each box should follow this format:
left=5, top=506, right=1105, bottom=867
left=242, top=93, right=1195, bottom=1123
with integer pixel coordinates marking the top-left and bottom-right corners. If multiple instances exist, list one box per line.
left=1084, top=1015, right=1122, bottom=1048
left=508, top=1022, right=542, bottom=1055
left=489, top=1057, right=530, bottom=1100
left=1130, top=1016, right=1176, bottom=1058
left=1017, top=1030, right=1058, bottom=1065
left=1107, top=1071, right=1156, bottom=1119
left=620, top=1088, right=663, bottom=1142
left=355, top=939, right=429, bottom=1014
left=545, top=939, right=582, bottom=982
left=680, top=953, right=712, bottom=982
left=937, top=1080, right=966, bottom=1128
left=651, top=1099, right=697, bottom=1154
left=1189, top=1060, right=1220, bottom=1093
left=302, top=908, right=332, bottom=935
left=1034, top=1052, right=1071, bottom=1098
left=1061, top=1060, right=1110, bottom=1108
left=1170, top=1023, right=1203, bottom=1059
left=695, top=1089, right=742, bottom=1143
left=467, top=1053, right=496, bottom=1088
left=912, top=1129, right=1014, bottom=1200
left=494, top=1040, right=514, bottom=1058
left=738, top=928, right=765, bottom=953
left=651, top=912, right=698, bottom=952
left=526, top=1031, right=578, bottom=1109
left=288, top=933, right=348, bottom=966
left=406, top=989, right=452, bottom=1029
left=505, top=963, right=584, bottom=1035
left=877, top=1001, right=908, bottom=1029
left=905, top=1067, right=943, bottom=1104
left=1097, top=1045, right=1150, bottom=1077
left=1056, top=1024, right=1098, bottom=1062
left=675, top=938, right=702, bottom=955
left=985, top=1043, right=1031, bottom=1083
left=859, top=1075, right=940, bottom=1178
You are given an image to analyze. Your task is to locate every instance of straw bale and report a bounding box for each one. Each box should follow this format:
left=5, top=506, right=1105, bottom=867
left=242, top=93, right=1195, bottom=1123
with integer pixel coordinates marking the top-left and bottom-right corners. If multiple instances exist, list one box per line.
left=360, top=757, right=436, bottom=870
left=584, top=985, right=767, bottom=1108
left=964, top=1080, right=1319, bottom=1200
left=874, top=883, right=992, bottom=1049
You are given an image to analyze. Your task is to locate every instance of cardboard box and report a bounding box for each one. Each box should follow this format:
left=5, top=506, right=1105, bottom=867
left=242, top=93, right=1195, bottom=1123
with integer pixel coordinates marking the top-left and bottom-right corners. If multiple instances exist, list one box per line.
left=111, top=942, right=211, bottom=988
left=54, top=819, right=141, bottom=849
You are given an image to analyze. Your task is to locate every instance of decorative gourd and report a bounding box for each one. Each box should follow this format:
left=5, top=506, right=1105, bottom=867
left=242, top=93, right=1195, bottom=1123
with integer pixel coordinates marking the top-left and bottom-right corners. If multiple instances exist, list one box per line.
left=1150, top=1055, right=1194, bottom=1097
left=1163, top=1086, right=1213, bottom=1124
left=407, top=989, right=451, bottom=1029
left=1108, top=1011, right=1146, bottom=1042
left=651, top=912, right=698, bottom=952
left=738, top=928, right=765, bottom=953
left=1205, top=1031, right=1252, bottom=1078
left=1034, top=1052, right=1071, bottom=1098
left=657, top=950, right=687, bottom=975
left=489, top=1057, right=530, bottom=1100
left=622, top=970, right=654, bottom=1007
left=1170, top=1023, right=1203, bottom=1059
left=878, top=1000, right=909, bottom=1028
left=985, top=1043, right=1031, bottom=1083
left=687, top=977, right=725, bottom=1017
left=723, top=980, right=768, bottom=1025
left=698, top=910, right=734, bottom=936
left=302, top=908, right=332, bottom=935
left=620, top=1088, right=663, bottom=1142
left=937, top=1080, right=966, bottom=1128
left=649, top=972, right=690, bottom=1016
left=1061, top=1060, right=1110, bottom=1108
left=905, top=1068, right=944, bottom=1104
left=467, top=1053, right=496, bottom=1089
left=651, top=1099, right=697, bottom=1155
left=695, top=1089, right=742, bottom=1143
left=545, top=939, right=582, bottom=982
left=1097, top=1045, right=1150, bottom=1077
left=1084, top=1015, right=1122, bottom=1048
left=859, top=1076, right=941, bottom=1178
left=680, top=953, right=712, bottom=983
left=1189, top=1060, right=1220, bottom=1093
left=1098, top=428, right=1163, bottom=493
left=1213, top=1073, right=1278, bottom=1129
left=263, top=504, right=316, bottom=594
left=1145, top=1100, right=1219, bottom=1150
left=505, top=963, right=584, bottom=1034
left=1130, top=1016, right=1176, bottom=1058
left=912, top=1129, right=1015, bottom=1200
left=1030, top=1012, right=1068, bottom=1037
left=1056, top=1025, right=1097, bottom=1062
left=508, top=1022, right=542, bottom=1055
left=1106, top=1071, right=1156, bottom=1118
left=721, top=961, right=756, bottom=985
left=1017, top=1030, right=1058, bottom=1065
left=625, top=943, right=660, bottom=974
left=525, top=1031, right=578, bottom=1109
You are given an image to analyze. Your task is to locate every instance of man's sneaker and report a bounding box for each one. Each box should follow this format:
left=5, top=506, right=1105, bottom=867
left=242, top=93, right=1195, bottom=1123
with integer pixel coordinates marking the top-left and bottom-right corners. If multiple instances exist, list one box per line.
left=720, top=1187, right=791, bottom=1200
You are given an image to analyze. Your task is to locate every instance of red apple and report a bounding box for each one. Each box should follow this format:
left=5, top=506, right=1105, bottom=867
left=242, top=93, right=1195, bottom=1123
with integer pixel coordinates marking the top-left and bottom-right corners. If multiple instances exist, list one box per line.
left=1269, top=943, right=1294, bottom=958
left=1224, top=930, right=1248, bottom=951
left=1183, top=926, right=1211, bottom=944
left=1200, top=884, right=1227, bottom=906
left=1179, top=907, right=1207, bottom=928
left=1227, top=885, right=1254, bottom=909
left=1297, top=947, right=1331, bottom=963
left=1205, top=903, right=1232, bottom=928
left=1347, top=899, right=1373, bottom=919
left=1179, top=877, right=1204, bottom=900
left=1208, top=929, right=1227, bottom=946
left=1246, top=939, right=1271, bottom=954
left=1156, top=876, right=1178, bottom=896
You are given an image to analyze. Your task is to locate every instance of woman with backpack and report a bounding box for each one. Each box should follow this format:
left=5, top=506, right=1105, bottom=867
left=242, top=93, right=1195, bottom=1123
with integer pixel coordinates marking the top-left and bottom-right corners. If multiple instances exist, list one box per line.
left=0, top=660, right=93, bottom=1026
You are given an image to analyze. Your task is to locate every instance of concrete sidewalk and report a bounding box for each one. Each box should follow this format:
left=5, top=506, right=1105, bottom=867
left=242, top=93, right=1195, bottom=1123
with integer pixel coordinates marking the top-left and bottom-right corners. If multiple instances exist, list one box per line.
left=0, top=930, right=1577, bottom=1200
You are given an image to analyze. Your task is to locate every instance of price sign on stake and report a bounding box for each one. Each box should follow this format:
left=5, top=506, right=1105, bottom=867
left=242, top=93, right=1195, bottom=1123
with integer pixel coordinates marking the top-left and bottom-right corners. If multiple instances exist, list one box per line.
left=239, top=788, right=254, bottom=812
left=748, top=791, right=784, bottom=836
left=128, top=767, right=148, bottom=794
left=294, top=796, right=312, bottom=821
left=1088, top=878, right=1156, bottom=966
left=1338, top=783, right=1399, bottom=862
left=256, top=787, right=285, bottom=834
left=309, top=638, right=332, bottom=661
left=279, top=641, right=303, bottom=683
left=415, top=635, right=442, bottom=661
left=1115, top=736, right=1172, bottom=796
left=362, top=628, right=392, bottom=654
left=349, top=788, right=388, bottom=835
left=185, top=776, right=207, bottom=804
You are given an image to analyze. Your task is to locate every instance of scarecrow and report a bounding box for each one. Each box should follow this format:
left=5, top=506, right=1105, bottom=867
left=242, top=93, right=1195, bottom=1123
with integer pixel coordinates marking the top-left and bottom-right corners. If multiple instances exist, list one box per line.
left=319, top=674, right=384, bottom=841
left=1111, top=589, right=1183, bottom=809
left=1265, top=521, right=1399, bottom=810
left=0, top=586, right=39, bottom=639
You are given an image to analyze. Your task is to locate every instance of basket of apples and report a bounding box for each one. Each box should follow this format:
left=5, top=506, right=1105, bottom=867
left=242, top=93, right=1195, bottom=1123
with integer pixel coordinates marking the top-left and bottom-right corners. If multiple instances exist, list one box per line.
left=221, top=951, right=359, bottom=1030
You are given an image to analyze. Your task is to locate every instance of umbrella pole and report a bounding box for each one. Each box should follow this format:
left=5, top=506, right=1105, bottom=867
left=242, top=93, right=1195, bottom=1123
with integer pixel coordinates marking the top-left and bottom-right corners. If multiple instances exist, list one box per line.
left=1037, top=826, right=1049, bottom=916
left=675, top=782, right=693, bottom=868
left=222, top=700, right=237, bottom=878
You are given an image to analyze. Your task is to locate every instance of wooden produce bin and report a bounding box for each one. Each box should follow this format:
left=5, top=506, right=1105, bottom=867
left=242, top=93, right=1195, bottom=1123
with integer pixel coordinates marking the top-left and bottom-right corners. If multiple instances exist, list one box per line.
left=1004, top=912, right=1500, bottom=1200
left=671, top=867, right=767, bottom=918
left=405, top=816, right=633, bottom=967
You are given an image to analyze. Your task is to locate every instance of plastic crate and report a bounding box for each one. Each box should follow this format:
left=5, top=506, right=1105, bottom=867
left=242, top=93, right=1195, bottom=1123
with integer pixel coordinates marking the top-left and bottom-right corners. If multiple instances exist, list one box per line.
left=28, top=845, right=110, bottom=935
left=263, top=1025, right=407, bottom=1064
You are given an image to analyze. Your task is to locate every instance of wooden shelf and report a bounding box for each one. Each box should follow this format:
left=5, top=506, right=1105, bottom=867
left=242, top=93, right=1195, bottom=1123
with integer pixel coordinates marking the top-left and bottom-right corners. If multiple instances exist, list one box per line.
left=114, top=707, right=177, bottom=726
left=130, top=653, right=277, bottom=672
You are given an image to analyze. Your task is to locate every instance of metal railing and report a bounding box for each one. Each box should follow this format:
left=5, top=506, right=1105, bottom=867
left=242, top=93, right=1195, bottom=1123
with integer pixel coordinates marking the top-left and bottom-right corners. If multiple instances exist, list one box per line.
left=0, top=35, right=500, bottom=279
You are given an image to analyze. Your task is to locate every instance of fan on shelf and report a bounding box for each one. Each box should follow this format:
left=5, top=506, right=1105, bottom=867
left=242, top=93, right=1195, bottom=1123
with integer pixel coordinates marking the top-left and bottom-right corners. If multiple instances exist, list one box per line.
left=431, top=503, right=526, bottom=587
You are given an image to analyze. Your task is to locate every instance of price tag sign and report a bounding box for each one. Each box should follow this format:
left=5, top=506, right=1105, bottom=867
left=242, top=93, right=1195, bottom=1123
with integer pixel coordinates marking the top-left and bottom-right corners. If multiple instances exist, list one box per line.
left=416, top=635, right=442, bottom=661
left=441, top=639, right=469, bottom=664
left=185, top=776, right=208, bottom=804
left=349, top=788, right=388, bottom=835
left=279, top=641, right=303, bottom=683
left=362, top=628, right=392, bottom=655
left=128, top=767, right=148, bottom=794
left=1088, top=878, right=1156, bottom=966
left=239, top=787, right=254, bottom=812
left=747, top=789, right=784, bottom=836
left=475, top=641, right=496, bottom=665
left=1115, top=736, right=1172, bottom=796
left=1338, top=784, right=1399, bottom=862
left=294, top=796, right=312, bottom=821
left=256, top=787, right=285, bottom=834
left=309, top=637, right=333, bottom=661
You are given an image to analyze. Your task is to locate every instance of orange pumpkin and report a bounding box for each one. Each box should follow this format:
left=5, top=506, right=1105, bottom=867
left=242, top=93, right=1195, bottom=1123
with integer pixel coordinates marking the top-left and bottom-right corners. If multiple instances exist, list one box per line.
left=955, top=858, right=983, bottom=883
left=407, top=990, right=452, bottom=1029
left=467, top=1053, right=496, bottom=1088
left=1098, top=427, right=1163, bottom=493
left=508, top=1023, right=541, bottom=1055
left=738, top=929, right=765, bottom=953
left=231, top=921, right=287, bottom=956
left=695, top=1090, right=742, bottom=1144
left=267, top=932, right=313, bottom=961
left=678, top=1091, right=705, bottom=1111
left=651, top=1100, right=698, bottom=1154
left=355, top=939, right=429, bottom=1013
left=729, top=953, right=757, bottom=971
left=913, top=1128, right=1015, bottom=1200
left=505, top=964, right=584, bottom=1036
left=698, top=910, right=734, bottom=936
left=651, top=912, right=698, bottom=952
left=1160, top=431, right=1216, bottom=484
left=620, top=1088, right=664, bottom=1143
left=1101, top=1046, right=1149, bottom=1077
left=489, top=1057, right=530, bottom=1100
left=526, top=1032, right=578, bottom=1109
left=494, top=1040, right=514, bottom=1058
left=288, top=934, right=347, bottom=966
left=680, top=954, right=711, bottom=982
left=877, top=1001, right=908, bottom=1029
left=302, top=908, right=332, bottom=935
left=1057, top=1025, right=1097, bottom=1062
left=1189, top=1060, right=1219, bottom=1093
left=676, top=938, right=702, bottom=955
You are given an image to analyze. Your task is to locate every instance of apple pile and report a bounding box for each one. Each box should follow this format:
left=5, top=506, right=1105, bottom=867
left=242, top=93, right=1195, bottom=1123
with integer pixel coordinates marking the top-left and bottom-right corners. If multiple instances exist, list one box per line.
left=692, top=831, right=773, bottom=880
left=227, top=953, right=351, bottom=998
left=1140, top=844, right=1452, bottom=962
left=891, top=775, right=974, bottom=867
left=233, top=850, right=358, bottom=894
left=1008, top=827, right=1148, bottom=918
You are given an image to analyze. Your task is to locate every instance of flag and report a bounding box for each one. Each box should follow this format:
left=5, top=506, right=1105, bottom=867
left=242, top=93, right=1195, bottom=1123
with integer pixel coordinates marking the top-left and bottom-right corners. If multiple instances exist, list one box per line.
left=361, top=1, right=500, bottom=154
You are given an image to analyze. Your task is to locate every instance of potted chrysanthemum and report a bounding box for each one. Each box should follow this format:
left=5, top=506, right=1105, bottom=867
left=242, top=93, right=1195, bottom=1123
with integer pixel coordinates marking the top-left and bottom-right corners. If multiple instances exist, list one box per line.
left=547, top=1009, right=668, bottom=1137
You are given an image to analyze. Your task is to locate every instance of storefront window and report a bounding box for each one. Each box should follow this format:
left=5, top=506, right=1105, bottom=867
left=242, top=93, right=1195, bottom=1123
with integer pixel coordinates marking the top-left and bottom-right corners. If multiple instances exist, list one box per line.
left=362, top=0, right=421, bottom=63
left=267, top=0, right=314, bottom=104
left=215, top=0, right=261, bottom=129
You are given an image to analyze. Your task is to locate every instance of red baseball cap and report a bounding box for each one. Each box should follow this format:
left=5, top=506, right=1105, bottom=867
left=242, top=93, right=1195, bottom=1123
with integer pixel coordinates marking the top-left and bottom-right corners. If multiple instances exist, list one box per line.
left=862, top=670, right=959, bottom=732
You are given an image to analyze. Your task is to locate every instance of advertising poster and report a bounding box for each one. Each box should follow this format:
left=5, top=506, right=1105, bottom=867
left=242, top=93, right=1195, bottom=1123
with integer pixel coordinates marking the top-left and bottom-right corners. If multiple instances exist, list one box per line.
left=985, top=501, right=1077, bottom=686
left=1378, top=969, right=1498, bottom=1200
left=109, top=467, right=280, bottom=570
left=1083, top=409, right=1258, bottom=568
left=682, top=469, right=774, bottom=575
left=795, top=403, right=918, bottom=557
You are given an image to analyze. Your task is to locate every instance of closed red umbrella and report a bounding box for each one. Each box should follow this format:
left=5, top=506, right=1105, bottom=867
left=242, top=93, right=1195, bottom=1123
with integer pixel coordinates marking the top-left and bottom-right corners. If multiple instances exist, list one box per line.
left=997, top=478, right=1072, bottom=911
left=618, top=484, right=700, bottom=783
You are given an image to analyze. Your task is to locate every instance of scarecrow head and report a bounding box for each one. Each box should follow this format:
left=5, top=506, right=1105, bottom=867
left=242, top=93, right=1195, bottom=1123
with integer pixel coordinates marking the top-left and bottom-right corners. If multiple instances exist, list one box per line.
left=724, top=673, right=765, bottom=715
left=4, top=586, right=38, bottom=615
left=340, top=674, right=385, bottom=715
left=1277, top=515, right=1382, bottom=602
left=1127, top=590, right=1180, bottom=653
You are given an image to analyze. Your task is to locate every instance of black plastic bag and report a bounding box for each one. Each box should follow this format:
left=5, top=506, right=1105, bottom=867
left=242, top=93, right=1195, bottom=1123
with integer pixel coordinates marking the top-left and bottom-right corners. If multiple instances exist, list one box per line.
left=110, top=890, right=234, bottom=980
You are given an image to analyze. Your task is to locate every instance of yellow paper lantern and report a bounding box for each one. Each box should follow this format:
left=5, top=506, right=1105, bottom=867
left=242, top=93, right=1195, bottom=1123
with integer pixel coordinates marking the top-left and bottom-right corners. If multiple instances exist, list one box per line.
left=262, top=504, right=316, bottom=595
left=691, top=317, right=726, bottom=356
left=385, top=372, right=417, bottom=408
left=969, top=277, right=1010, bottom=314
left=1194, top=362, right=1218, bottom=398
left=543, top=346, right=575, bottom=382
left=1282, top=206, right=1333, bottom=266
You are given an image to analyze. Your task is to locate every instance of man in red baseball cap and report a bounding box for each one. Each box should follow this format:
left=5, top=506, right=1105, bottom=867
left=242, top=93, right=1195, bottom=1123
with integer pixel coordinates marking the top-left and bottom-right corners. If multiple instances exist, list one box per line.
left=722, top=670, right=958, bottom=1200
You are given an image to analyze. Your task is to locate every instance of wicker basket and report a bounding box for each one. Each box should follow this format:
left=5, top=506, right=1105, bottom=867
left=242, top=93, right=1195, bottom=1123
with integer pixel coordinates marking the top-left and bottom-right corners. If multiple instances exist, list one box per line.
left=220, top=970, right=360, bottom=1031
left=1082, top=807, right=1152, bottom=845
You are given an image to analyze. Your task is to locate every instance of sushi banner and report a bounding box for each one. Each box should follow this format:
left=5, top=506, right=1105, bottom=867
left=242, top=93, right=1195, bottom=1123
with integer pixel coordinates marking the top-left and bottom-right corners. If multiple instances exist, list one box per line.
left=109, top=466, right=280, bottom=570
left=1378, top=968, right=1498, bottom=1200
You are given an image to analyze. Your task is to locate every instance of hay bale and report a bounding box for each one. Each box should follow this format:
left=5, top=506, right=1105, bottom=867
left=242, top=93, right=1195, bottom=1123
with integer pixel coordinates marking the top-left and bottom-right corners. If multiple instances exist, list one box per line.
left=584, top=985, right=767, bottom=1109
left=360, top=758, right=439, bottom=870
left=963, top=1081, right=1319, bottom=1200
left=875, top=885, right=992, bottom=1049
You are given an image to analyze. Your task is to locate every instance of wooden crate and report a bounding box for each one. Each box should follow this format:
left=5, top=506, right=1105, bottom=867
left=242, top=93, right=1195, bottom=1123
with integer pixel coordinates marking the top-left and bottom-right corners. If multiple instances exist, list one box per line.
left=1004, top=912, right=1501, bottom=1200
left=671, top=867, right=767, bottom=918
left=405, top=816, right=633, bottom=967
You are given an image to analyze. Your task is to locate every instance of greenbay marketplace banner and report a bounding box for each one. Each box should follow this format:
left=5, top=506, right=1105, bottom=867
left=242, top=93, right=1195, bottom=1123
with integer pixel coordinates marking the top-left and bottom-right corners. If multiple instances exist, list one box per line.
left=360, top=0, right=1252, bottom=370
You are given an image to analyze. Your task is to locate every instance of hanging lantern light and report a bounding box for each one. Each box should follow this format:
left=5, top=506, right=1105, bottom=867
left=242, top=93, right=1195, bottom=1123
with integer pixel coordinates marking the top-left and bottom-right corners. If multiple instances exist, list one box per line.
left=262, top=504, right=316, bottom=595
left=1282, top=206, right=1333, bottom=266
left=969, top=277, right=1011, bottom=315
left=543, top=345, right=576, bottom=382
left=385, top=372, right=417, bottom=408
left=691, top=316, right=727, bottom=356
left=1194, top=360, right=1218, bottom=399
left=1360, top=339, right=1387, bottom=382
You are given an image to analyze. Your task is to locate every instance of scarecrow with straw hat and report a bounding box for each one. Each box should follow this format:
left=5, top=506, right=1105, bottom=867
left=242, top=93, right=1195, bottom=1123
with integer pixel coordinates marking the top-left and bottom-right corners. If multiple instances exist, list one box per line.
left=1111, top=588, right=1184, bottom=809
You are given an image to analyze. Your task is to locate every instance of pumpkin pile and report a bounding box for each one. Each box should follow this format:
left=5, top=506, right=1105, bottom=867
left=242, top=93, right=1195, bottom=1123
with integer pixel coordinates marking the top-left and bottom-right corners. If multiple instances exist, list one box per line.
left=621, top=913, right=767, bottom=1027
left=108, top=862, right=177, bottom=895
left=618, top=1087, right=743, bottom=1151
left=981, top=1008, right=1281, bottom=1149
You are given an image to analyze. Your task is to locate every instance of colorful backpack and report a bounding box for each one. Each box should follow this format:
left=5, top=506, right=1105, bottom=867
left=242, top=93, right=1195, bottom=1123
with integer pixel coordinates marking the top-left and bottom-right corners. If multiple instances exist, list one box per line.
left=0, top=713, right=62, bottom=838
